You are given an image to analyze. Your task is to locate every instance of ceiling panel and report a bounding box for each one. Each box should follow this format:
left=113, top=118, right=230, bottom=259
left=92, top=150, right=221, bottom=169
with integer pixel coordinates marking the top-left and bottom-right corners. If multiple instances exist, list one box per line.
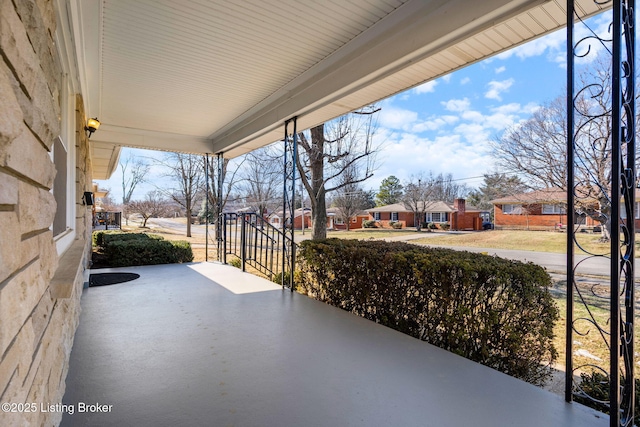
left=72, top=0, right=608, bottom=176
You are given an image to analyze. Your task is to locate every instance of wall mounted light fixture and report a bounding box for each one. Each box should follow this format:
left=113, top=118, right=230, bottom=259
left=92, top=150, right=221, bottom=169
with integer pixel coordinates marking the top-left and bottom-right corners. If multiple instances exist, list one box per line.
left=85, top=118, right=101, bottom=138
left=82, top=191, right=94, bottom=206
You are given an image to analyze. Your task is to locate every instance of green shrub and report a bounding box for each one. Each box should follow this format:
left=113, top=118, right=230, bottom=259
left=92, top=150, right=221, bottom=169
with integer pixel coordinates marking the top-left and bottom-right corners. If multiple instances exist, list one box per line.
left=574, top=371, right=640, bottom=424
left=296, top=239, right=558, bottom=386
left=273, top=270, right=302, bottom=287
left=440, top=222, right=450, bottom=230
left=228, top=257, right=241, bottom=268
left=102, top=232, right=163, bottom=246
left=105, top=238, right=193, bottom=267
left=391, top=222, right=403, bottom=229
left=93, top=230, right=125, bottom=247
left=427, top=222, right=437, bottom=230
left=362, top=220, right=377, bottom=228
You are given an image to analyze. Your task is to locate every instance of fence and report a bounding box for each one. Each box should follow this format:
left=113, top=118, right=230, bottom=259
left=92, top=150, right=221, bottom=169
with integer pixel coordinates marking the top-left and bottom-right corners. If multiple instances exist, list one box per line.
left=94, top=212, right=122, bottom=230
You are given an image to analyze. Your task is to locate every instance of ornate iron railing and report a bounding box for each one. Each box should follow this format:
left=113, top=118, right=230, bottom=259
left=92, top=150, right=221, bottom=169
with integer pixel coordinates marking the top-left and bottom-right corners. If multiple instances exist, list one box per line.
left=566, top=1, right=635, bottom=426
left=219, top=212, right=296, bottom=285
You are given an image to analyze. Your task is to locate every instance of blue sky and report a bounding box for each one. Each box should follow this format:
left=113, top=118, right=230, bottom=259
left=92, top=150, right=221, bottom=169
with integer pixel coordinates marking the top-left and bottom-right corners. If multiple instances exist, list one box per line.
left=369, top=13, right=612, bottom=191
left=98, top=13, right=615, bottom=202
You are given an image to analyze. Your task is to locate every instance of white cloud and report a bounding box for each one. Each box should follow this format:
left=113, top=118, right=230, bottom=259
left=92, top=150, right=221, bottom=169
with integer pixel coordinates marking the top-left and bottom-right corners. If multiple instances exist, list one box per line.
left=441, top=74, right=452, bottom=83
left=485, top=79, right=514, bottom=101
left=378, top=107, right=418, bottom=130
left=368, top=132, right=495, bottom=190
left=495, top=66, right=506, bottom=74
left=411, top=115, right=459, bottom=132
left=414, top=80, right=438, bottom=94
left=460, top=110, right=483, bottom=122
left=442, top=98, right=471, bottom=112
left=460, top=77, right=471, bottom=85
left=454, top=123, right=490, bottom=145
left=491, top=103, right=521, bottom=115
left=497, top=30, right=565, bottom=61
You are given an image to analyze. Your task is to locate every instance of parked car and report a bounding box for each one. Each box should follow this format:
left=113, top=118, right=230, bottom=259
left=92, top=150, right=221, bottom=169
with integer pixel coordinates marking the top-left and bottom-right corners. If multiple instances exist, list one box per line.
left=482, top=221, right=494, bottom=230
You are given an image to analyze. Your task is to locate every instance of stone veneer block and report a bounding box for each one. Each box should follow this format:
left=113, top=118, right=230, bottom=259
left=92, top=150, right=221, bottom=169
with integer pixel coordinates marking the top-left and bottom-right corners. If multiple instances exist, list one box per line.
left=0, top=211, right=20, bottom=283
left=4, top=124, right=56, bottom=188
left=13, top=0, right=59, bottom=95
left=0, top=63, right=23, bottom=147
left=0, top=260, right=47, bottom=355
left=0, top=171, right=18, bottom=204
left=17, top=181, right=55, bottom=236
left=0, top=0, right=40, bottom=100
left=30, top=288, right=53, bottom=347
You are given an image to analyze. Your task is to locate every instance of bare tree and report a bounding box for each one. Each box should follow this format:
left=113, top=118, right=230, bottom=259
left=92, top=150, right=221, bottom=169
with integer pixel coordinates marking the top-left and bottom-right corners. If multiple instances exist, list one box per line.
left=98, top=192, right=120, bottom=212
left=296, top=105, right=381, bottom=240
left=119, top=151, right=150, bottom=225
left=401, top=173, right=435, bottom=232
left=128, top=191, right=170, bottom=228
left=156, top=153, right=204, bottom=237
left=428, top=172, right=470, bottom=203
left=493, top=56, right=640, bottom=241
left=201, top=155, right=243, bottom=224
left=332, top=164, right=374, bottom=230
left=239, top=145, right=282, bottom=216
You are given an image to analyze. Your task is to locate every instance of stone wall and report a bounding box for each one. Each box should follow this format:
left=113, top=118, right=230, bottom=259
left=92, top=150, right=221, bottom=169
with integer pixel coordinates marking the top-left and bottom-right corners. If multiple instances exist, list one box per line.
left=0, top=1, right=91, bottom=426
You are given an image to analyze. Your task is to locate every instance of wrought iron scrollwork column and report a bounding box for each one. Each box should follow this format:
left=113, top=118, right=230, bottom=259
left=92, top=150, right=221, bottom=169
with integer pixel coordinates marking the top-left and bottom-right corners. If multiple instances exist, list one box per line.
left=205, top=153, right=210, bottom=262
left=216, top=152, right=224, bottom=262
left=282, top=117, right=298, bottom=291
left=566, top=1, right=635, bottom=426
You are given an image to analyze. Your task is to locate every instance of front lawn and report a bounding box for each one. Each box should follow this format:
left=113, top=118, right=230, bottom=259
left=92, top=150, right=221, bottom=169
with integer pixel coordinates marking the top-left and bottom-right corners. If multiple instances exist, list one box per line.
left=412, top=230, right=611, bottom=255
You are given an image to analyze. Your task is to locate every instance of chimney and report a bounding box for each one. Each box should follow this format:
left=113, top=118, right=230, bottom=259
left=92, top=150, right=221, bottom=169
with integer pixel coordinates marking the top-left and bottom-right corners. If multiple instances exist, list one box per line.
left=454, top=198, right=466, bottom=214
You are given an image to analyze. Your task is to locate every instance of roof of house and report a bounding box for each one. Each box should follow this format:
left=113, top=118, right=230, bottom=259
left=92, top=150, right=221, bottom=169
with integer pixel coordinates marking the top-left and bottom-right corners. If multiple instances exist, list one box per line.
left=492, top=188, right=640, bottom=206
left=326, top=207, right=369, bottom=216
left=269, top=208, right=311, bottom=219
left=490, top=188, right=567, bottom=204
left=368, top=201, right=485, bottom=214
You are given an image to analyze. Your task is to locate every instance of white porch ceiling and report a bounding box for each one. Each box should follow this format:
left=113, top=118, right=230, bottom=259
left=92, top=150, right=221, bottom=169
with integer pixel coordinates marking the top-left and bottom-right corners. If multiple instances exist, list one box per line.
left=68, top=0, right=606, bottom=179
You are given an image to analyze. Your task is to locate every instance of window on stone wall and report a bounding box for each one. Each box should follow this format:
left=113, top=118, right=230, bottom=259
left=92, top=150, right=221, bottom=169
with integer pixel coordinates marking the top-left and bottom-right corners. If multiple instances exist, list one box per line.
left=335, top=217, right=344, bottom=225
left=52, top=136, right=68, bottom=236
left=391, top=212, right=399, bottom=221
left=373, top=212, right=381, bottom=220
left=52, top=78, right=75, bottom=243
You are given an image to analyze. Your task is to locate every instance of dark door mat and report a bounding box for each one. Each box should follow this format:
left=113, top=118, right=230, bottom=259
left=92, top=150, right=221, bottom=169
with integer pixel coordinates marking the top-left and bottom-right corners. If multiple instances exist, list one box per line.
left=89, top=272, right=140, bottom=287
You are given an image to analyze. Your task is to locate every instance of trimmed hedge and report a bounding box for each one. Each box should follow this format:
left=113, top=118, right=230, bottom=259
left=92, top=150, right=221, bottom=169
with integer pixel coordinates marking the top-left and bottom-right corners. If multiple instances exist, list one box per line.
left=93, top=231, right=193, bottom=267
left=296, top=239, right=558, bottom=386
left=93, top=230, right=123, bottom=247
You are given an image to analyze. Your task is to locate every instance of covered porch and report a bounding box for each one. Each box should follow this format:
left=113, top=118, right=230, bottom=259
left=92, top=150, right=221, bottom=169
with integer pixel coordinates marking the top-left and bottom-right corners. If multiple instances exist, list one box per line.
left=61, top=263, right=605, bottom=427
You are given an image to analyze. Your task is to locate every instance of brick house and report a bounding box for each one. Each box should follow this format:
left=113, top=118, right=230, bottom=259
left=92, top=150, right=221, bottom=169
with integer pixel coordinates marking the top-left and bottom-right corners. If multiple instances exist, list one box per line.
left=327, top=208, right=369, bottom=230
left=269, top=208, right=312, bottom=230
left=367, top=199, right=486, bottom=230
left=492, top=188, right=640, bottom=231
left=269, top=208, right=368, bottom=230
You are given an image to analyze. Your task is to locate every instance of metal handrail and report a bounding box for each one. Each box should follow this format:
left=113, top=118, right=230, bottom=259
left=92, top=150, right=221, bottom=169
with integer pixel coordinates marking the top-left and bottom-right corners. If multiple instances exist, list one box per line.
left=219, top=212, right=296, bottom=285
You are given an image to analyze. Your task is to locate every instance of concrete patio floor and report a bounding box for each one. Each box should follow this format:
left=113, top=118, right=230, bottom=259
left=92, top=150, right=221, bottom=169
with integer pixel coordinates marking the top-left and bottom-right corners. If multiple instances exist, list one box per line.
left=61, top=262, right=607, bottom=427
